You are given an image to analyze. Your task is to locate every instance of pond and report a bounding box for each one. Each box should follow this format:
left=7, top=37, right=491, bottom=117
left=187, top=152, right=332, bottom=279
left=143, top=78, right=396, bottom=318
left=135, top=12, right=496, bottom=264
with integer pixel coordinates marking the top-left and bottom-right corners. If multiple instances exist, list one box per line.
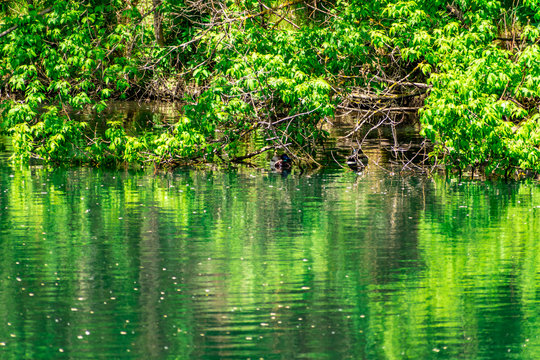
left=0, top=158, right=539, bottom=359
left=0, top=103, right=539, bottom=359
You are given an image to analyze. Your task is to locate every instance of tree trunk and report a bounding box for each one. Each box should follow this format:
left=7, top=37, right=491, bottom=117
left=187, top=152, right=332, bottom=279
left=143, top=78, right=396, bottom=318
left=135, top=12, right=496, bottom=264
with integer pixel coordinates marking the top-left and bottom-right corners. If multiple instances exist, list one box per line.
left=153, top=0, right=164, bottom=47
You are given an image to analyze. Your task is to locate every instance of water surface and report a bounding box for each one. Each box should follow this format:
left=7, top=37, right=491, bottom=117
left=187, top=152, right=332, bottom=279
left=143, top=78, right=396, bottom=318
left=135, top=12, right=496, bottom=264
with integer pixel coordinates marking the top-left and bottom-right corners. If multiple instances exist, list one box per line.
left=0, top=157, right=539, bottom=359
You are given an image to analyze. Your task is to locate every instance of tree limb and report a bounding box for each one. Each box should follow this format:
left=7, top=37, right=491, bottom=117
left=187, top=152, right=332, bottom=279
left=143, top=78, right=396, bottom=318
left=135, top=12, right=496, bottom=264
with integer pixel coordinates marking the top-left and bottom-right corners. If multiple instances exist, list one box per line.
left=0, top=7, right=53, bottom=39
left=230, top=143, right=290, bottom=163
left=372, top=75, right=432, bottom=89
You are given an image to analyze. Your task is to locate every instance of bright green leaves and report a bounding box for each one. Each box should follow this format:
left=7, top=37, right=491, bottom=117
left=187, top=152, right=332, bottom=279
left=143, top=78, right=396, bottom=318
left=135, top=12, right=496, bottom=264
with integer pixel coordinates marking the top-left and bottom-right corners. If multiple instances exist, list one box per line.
left=9, top=74, right=27, bottom=91
left=9, top=106, right=88, bottom=164
left=3, top=0, right=540, bottom=174
left=370, top=30, right=391, bottom=49
left=420, top=38, right=540, bottom=176
left=179, top=26, right=336, bottom=161
left=0, top=0, right=142, bottom=165
left=367, top=0, right=540, bottom=176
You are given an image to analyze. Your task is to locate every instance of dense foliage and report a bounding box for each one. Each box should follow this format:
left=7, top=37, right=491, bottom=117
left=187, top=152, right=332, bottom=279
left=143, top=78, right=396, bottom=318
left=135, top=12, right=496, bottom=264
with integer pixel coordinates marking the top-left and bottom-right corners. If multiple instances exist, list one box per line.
left=2, top=0, right=540, bottom=176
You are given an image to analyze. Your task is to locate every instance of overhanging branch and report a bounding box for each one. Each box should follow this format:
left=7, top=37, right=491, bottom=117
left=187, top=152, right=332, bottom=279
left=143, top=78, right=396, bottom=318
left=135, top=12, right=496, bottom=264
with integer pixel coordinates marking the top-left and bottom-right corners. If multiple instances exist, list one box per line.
left=0, top=7, right=53, bottom=39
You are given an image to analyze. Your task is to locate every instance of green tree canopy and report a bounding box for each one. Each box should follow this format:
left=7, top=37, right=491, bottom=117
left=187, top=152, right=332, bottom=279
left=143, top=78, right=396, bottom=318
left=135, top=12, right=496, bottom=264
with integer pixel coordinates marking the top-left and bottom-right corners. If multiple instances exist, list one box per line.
left=1, top=0, right=540, bottom=176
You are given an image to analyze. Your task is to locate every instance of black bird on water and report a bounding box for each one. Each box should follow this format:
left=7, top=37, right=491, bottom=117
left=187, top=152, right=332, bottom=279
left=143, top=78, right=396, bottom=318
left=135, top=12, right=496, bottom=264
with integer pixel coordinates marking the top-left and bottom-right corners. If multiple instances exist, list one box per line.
left=347, top=148, right=368, bottom=171
left=270, top=154, right=293, bottom=171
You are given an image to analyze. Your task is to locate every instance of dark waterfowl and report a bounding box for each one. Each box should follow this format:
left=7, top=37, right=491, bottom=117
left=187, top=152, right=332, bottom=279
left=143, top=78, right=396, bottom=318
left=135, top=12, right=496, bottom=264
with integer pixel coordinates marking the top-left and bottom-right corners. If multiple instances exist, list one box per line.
left=347, top=148, right=368, bottom=171
left=270, top=154, right=293, bottom=171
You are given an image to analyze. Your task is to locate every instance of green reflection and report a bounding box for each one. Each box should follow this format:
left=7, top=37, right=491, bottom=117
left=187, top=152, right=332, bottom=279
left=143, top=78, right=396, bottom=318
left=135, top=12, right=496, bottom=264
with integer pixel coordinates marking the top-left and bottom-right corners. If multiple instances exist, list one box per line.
left=0, top=163, right=539, bottom=359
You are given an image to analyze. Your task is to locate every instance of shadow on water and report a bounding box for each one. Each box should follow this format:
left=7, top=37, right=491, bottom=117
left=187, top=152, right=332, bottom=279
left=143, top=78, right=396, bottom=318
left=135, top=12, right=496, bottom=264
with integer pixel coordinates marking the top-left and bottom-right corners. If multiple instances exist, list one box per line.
left=69, top=101, right=432, bottom=174
left=71, top=101, right=181, bottom=137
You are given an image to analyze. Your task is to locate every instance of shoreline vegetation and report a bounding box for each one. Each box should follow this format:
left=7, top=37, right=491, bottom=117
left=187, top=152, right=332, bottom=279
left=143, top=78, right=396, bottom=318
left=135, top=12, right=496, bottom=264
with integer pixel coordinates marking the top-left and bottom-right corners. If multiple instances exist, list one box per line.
left=1, top=1, right=540, bottom=179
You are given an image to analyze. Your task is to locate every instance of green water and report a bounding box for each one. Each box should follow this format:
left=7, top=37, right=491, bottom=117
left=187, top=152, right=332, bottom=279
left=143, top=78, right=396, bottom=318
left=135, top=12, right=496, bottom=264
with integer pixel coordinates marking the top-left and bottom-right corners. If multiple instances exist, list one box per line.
left=0, top=159, right=539, bottom=359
